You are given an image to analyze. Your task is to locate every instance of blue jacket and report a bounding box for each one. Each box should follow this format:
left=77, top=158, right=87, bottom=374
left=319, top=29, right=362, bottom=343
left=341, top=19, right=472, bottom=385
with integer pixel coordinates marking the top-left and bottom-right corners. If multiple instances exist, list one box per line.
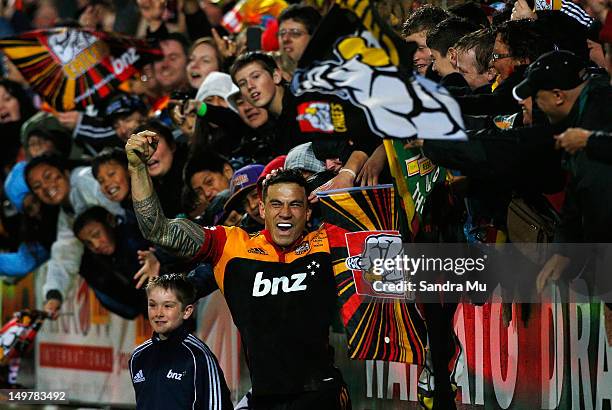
left=0, top=243, right=49, bottom=277
left=129, top=324, right=232, bottom=410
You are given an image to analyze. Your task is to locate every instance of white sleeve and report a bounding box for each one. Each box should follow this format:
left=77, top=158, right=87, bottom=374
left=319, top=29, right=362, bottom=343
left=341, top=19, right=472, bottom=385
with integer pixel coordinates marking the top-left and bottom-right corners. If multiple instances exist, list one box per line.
left=42, top=210, right=84, bottom=301
left=70, top=167, right=124, bottom=216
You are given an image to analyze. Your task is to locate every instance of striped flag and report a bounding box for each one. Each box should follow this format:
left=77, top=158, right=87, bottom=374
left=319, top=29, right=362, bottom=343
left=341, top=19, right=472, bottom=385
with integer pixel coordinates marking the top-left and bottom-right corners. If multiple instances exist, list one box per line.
left=0, top=28, right=161, bottom=111
left=317, top=185, right=427, bottom=363
left=535, top=0, right=594, bottom=27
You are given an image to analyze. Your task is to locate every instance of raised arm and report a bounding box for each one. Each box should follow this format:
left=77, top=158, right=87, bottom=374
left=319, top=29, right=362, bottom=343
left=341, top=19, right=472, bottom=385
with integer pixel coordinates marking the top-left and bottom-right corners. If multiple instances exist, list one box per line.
left=126, top=131, right=204, bottom=258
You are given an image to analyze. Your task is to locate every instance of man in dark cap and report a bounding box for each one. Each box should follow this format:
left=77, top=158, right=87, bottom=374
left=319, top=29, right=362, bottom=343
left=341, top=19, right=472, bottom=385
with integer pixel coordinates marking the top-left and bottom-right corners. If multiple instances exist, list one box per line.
left=512, top=51, right=612, bottom=291
left=104, top=93, right=148, bottom=142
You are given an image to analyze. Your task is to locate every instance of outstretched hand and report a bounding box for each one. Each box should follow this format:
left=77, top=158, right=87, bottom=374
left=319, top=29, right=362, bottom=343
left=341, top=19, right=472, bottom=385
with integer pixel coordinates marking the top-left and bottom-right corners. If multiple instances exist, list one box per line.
left=43, top=298, right=61, bottom=320
left=308, top=170, right=355, bottom=203
left=536, top=253, right=570, bottom=294
left=511, top=0, right=536, bottom=20
left=134, top=247, right=161, bottom=289
left=212, top=28, right=238, bottom=59
left=554, top=128, right=592, bottom=154
left=356, top=144, right=387, bottom=187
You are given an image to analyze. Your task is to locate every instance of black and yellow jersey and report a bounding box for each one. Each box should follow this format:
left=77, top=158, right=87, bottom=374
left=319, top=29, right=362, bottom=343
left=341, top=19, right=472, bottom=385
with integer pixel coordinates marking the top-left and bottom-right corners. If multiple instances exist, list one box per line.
left=193, top=225, right=338, bottom=396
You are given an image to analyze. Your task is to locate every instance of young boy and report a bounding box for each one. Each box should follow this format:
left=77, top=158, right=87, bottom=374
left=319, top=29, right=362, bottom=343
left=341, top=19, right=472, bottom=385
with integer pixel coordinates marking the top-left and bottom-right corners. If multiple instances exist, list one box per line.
left=129, top=274, right=232, bottom=410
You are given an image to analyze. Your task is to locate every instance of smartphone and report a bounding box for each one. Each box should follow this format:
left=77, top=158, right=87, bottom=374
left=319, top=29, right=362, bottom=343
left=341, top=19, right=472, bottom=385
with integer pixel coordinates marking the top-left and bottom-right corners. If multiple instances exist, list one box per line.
left=246, top=27, right=263, bottom=52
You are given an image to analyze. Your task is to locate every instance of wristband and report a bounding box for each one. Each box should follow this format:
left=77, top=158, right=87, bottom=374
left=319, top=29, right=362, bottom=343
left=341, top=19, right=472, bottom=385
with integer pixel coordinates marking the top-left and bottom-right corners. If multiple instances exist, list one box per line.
left=197, top=102, right=208, bottom=117
left=339, top=168, right=357, bottom=179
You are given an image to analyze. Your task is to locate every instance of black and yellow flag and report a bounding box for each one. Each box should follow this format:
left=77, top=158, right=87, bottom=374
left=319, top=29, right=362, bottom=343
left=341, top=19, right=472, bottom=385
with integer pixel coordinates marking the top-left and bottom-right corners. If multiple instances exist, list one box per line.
left=291, top=0, right=467, bottom=141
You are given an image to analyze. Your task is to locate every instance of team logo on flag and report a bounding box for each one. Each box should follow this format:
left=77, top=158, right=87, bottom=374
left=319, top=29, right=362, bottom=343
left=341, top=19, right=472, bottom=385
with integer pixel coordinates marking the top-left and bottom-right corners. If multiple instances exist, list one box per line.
left=344, top=231, right=410, bottom=298
left=293, top=31, right=466, bottom=140
left=48, top=30, right=98, bottom=64
left=0, top=28, right=160, bottom=111
left=297, top=101, right=347, bottom=133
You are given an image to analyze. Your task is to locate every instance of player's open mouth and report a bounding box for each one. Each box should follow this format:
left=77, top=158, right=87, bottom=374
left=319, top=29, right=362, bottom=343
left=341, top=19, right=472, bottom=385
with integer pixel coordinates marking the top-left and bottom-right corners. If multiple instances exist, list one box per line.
left=277, top=223, right=292, bottom=231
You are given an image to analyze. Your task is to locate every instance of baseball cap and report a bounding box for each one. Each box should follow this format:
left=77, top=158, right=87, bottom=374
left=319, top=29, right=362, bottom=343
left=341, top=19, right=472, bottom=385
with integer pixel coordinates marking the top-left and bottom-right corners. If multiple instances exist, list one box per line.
left=224, top=164, right=264, bottom=211
left=195, top=72, right=240, bottom=108
left=513, top=50, right=588, bottom=101
left=104, top=94, right=146, bottom=119
left=285, top=143, right=326, bottom=174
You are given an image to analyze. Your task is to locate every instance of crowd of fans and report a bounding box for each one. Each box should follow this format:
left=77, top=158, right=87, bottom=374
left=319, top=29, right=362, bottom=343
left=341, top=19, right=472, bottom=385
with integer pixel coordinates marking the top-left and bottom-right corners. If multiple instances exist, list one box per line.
left=0, top=0, right=611, bottom=404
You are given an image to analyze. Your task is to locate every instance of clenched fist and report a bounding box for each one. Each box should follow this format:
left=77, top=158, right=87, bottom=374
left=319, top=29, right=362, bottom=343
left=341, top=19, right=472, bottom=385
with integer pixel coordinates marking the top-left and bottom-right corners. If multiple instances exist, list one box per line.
left=125, top=130, right=159, bottom=168
left=360, top=233, right=405, bottom=282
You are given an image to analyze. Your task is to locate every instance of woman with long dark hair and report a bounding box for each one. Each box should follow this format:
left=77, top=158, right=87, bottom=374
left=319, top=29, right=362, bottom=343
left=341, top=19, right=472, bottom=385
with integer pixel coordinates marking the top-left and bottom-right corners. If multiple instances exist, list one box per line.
left=0, top=79, right=36, bottom=176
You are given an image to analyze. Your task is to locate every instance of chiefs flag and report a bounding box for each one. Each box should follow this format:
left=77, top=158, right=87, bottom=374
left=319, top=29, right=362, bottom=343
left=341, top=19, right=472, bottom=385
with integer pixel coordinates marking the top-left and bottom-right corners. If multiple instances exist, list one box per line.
left=292, top=0, right=467, bottom=141
left=0, top=28, right=161, bottom=111
left=318, top=185, right=427, bottom=363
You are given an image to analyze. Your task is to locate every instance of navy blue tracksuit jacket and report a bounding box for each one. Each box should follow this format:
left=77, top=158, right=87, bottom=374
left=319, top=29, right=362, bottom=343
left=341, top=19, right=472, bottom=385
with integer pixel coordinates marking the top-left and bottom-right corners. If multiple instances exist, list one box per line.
left=129, top=324, right=232, bottom=409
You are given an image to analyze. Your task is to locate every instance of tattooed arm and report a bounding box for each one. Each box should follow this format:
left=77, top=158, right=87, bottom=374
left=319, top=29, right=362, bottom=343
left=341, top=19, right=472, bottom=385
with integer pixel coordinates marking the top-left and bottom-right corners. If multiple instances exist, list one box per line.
left=126, top=131, right=204, bottom=258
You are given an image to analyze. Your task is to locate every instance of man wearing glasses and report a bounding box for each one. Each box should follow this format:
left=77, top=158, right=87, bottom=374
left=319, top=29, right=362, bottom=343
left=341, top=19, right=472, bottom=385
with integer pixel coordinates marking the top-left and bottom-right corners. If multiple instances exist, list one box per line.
left=277, top=5, right=321, bottom=65
left=453, top=19, right=554, bottom=117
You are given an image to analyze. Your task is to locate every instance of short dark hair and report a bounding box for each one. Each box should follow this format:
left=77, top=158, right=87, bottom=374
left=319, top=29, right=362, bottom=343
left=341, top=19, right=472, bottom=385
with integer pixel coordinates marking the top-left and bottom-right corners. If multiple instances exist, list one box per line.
left=73, top=206, right=114, bottom=238
left=24, top=153, right=69, bottom=191
left=146, top=273, right=196, bottom=309
left=454, top=28, right=495, bottom=74
left=261, top=168, right=308, bottom=201
left=402, top=5, right=449, bottom=37
left=427, top=17, right=479, bottom=55
left=448, top=2, right=490, bottom=28
left=159, top=32, right=191, bottom=57
left=278, top=5, right=322, bottom=34
left=230, top=51, right=278, bottom=82
left=132, top=119, right=175, bottom=150
left=495, top=20, right=553, bottom=63
left=92, top=147, right=128, bottom=179
left=183, top=151, right=231, bottom=185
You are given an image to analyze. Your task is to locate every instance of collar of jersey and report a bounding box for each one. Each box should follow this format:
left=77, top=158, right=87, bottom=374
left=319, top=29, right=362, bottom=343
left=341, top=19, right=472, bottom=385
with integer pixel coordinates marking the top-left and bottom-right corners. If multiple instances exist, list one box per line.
left=261, top=229, right=306, bottom=258
left=152, top=322, right=190, bottom=344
